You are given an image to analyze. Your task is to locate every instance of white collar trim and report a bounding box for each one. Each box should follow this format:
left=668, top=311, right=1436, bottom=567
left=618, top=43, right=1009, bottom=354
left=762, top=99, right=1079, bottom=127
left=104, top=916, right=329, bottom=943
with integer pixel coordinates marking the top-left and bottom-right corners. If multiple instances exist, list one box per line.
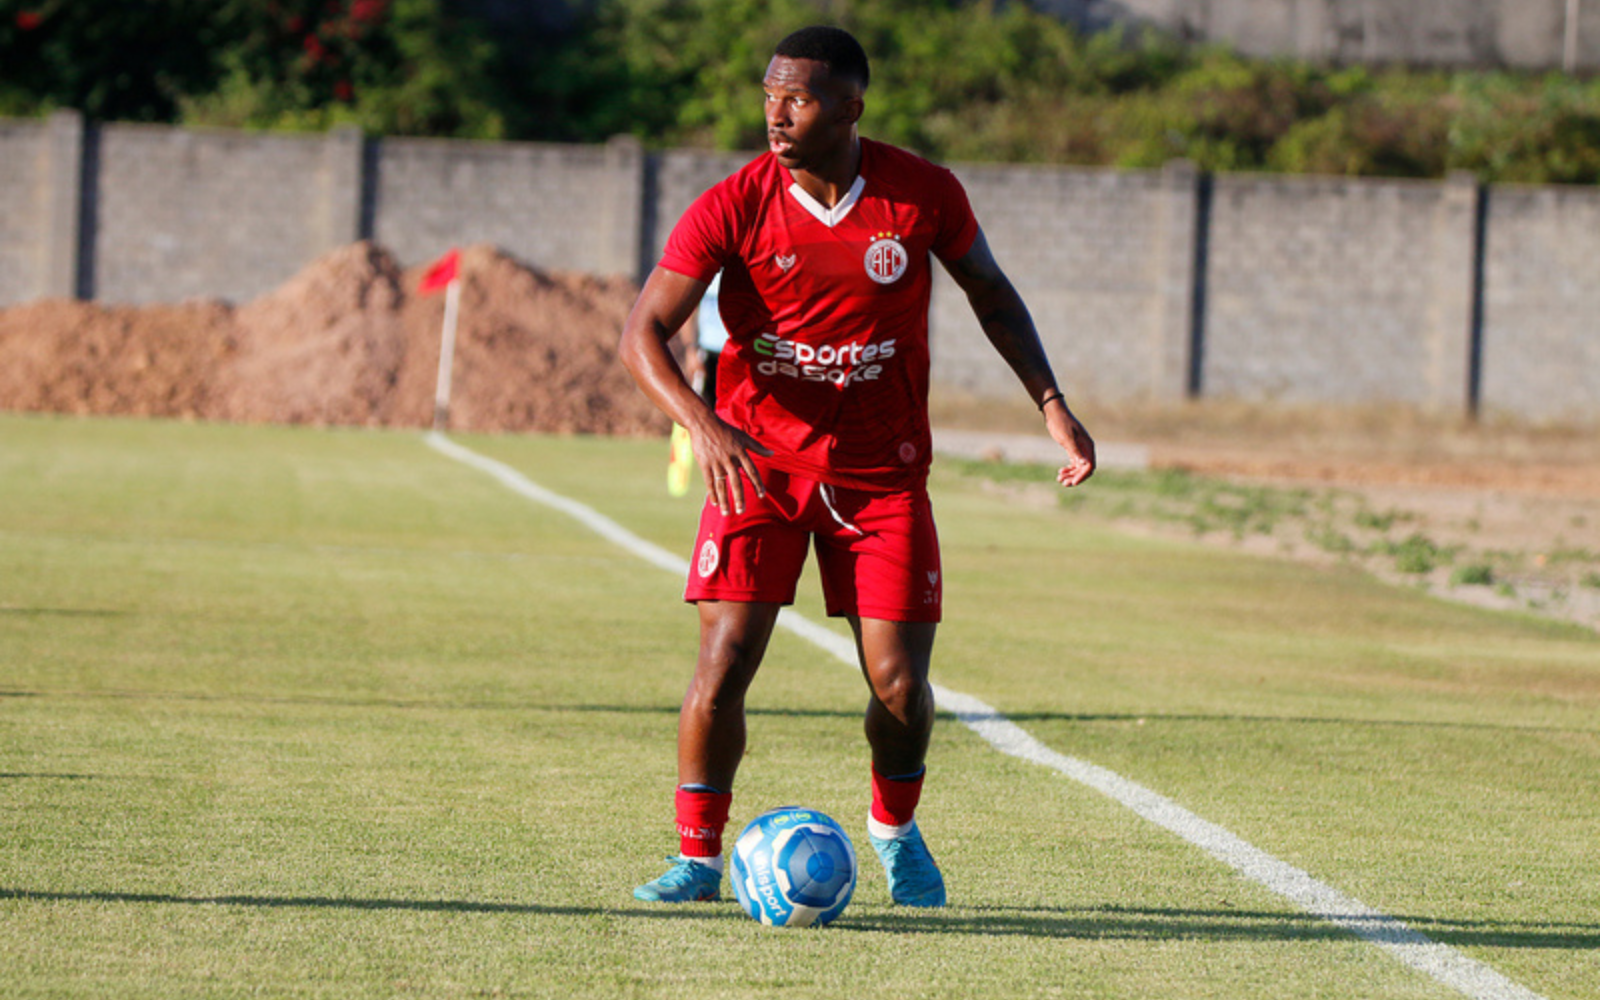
left=787, top=175, right=865, bottom=227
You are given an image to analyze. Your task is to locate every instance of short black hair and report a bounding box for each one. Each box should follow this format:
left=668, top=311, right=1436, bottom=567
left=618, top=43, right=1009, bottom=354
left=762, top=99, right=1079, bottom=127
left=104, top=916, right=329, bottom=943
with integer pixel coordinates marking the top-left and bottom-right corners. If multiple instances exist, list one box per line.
left=774, top=26, right=870, bottom=91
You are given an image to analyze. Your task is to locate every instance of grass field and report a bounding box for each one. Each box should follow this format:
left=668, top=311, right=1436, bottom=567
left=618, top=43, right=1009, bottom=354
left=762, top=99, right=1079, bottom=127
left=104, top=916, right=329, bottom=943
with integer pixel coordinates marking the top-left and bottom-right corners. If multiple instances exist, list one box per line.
left=2, top=414, right=1597, bottom=999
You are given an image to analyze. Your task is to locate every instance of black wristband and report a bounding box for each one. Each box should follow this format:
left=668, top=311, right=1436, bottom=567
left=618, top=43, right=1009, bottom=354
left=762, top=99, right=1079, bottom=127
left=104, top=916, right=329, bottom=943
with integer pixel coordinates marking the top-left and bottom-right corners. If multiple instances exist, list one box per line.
left=1037, top=389, right=1065, bottom=411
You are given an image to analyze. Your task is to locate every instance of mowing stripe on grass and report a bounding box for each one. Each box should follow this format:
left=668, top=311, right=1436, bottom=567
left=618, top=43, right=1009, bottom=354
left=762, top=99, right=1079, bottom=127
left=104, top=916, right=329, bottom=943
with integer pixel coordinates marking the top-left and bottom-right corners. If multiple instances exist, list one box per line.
left=424, top=432, right=1544, bottom=1000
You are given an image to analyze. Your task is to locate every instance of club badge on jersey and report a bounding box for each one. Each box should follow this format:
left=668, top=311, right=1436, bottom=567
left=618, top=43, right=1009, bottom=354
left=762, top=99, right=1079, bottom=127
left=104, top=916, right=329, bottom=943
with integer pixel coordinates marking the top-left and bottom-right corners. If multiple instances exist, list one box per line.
left=864, top=233, right=908, bottom=285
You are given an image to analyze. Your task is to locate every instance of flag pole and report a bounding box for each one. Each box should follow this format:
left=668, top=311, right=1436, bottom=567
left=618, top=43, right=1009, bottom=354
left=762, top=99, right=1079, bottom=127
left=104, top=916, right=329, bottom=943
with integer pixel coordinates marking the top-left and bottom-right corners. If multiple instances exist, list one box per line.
left=432, top=276, right=462, bottom=432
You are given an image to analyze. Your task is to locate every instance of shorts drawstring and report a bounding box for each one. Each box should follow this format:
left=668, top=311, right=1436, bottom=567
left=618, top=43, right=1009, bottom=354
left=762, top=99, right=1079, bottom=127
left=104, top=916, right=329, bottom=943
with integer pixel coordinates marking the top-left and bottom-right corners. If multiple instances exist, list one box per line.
left=818, top=484, right=866, bottom=537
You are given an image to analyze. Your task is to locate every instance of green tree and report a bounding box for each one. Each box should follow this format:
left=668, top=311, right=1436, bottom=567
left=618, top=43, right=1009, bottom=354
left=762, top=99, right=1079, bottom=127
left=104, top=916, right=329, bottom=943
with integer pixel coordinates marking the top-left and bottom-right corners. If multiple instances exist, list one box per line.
left=0, top=0, right=226, bottom=120
left=182, top=0, right=506, bottom=138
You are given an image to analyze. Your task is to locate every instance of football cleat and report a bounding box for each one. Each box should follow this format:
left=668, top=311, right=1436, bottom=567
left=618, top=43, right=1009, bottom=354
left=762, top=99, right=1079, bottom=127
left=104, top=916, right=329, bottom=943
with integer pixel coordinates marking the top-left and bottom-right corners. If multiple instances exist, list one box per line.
left=869, top=823, right=946, bottom=907
left=633, top=856, right=722, bottom=903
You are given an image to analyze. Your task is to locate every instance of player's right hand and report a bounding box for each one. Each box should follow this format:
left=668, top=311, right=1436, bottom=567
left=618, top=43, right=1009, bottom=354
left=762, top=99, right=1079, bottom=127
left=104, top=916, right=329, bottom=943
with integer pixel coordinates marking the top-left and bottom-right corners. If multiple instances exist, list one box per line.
left=694, top=419, right=770, bottom=515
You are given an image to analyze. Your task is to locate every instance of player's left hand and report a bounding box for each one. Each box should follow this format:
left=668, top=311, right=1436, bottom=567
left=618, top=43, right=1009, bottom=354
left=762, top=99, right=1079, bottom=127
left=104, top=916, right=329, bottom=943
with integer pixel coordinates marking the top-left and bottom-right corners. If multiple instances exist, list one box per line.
left=1044, top=403, right=1096, bottom=488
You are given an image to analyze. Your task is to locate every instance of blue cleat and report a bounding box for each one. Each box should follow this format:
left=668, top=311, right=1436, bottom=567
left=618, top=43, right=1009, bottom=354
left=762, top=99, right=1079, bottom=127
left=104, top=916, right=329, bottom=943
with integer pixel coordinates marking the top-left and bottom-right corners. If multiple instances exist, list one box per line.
left=869, top=823, right=946, bottom=907
left=633, top=856, right=722, bottom=903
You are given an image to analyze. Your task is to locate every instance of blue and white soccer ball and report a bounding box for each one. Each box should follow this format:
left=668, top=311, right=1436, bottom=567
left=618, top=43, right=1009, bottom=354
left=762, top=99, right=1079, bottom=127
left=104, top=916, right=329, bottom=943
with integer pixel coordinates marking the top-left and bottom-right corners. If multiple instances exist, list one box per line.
left=730, top=806, right=857, bottom=928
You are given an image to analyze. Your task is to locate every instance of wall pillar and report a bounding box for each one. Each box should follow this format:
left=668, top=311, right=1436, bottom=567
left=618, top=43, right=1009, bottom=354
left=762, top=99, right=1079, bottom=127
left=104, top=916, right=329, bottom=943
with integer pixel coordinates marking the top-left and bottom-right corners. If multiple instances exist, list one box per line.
left=1153, top=159, right=1204, bottom=401
left=602, top=134, right=646, bottom=281
left=41, top=110, right=86, bottom=299
left=319, top=126, right=365, bottom=253
left=1426, top=171, right=1485, bottom=416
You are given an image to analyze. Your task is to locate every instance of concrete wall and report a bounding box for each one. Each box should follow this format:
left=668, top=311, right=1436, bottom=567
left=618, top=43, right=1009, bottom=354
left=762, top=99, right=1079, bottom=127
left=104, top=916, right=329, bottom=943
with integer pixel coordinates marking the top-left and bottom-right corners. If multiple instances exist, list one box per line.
left=1480, top=184, right=1600, bottom=422
left=1096, top=0, right=1600, bottom=71
left=0, top=118, right=52, bottom=302
left=930, top=162, right=1197, bottom=405
left=373, top=134, right=645, bottom=281
left=1201, top=172, right=1478, bottom=411
left=86, top=123, right=356, bottom=304
left=2, top=112, right=1598, bottom=423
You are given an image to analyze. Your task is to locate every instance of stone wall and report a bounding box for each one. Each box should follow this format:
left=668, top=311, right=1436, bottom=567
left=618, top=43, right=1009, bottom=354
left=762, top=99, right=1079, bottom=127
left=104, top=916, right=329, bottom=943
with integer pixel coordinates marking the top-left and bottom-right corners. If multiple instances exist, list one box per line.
left=1480, top=184, right=1600, bottom=422
left=3, top=112, right=1597, bottom=422
left=1088, top=0, right=1600, bottom=71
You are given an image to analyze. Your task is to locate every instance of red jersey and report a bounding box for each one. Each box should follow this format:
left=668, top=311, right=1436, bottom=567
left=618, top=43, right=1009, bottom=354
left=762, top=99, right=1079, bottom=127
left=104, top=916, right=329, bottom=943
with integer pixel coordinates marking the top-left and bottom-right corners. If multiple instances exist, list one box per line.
left=659, top=139, right=980, bottom=491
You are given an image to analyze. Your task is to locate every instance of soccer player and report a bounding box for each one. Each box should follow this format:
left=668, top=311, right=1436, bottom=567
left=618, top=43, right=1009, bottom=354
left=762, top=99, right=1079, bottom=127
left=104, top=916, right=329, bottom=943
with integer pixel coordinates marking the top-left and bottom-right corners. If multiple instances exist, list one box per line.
left=619, top=25, right=1095, bottom=907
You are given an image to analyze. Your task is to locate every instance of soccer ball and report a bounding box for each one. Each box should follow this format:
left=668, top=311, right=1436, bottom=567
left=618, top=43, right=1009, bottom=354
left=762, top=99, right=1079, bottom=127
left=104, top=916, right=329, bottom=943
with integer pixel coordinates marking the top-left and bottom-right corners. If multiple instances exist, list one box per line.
left=730, top=806, right=857, bottom=928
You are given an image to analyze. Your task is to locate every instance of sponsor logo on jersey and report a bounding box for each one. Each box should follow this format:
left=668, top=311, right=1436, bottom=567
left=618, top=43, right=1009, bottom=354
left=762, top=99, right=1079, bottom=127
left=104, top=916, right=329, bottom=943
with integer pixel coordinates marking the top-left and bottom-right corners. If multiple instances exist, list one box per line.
left=865, top=233, right=908, bottom=285
left=752, top=333, right=897, bottom=387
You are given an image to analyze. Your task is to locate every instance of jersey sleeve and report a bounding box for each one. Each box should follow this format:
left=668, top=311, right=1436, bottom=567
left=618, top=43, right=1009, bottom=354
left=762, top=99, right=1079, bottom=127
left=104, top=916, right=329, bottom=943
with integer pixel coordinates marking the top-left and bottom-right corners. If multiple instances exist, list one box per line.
left=930, top=167, right=980, bottom=264
left=659, top=184, right=737, bottom=284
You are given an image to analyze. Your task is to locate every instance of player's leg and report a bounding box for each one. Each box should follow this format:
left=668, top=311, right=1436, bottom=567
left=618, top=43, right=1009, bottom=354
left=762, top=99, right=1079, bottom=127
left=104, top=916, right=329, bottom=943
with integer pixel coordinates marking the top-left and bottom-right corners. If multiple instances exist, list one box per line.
left=853, top=616, right=936, bottom=776
left=850, top=616, right=947, bottom=907
left=679, top=600, right=781, bottom=791
left=635, top=600, right=781, bottom=903
left=812, top=481, right=947, bottom=906
left=637, top=471, right=808, bottom=904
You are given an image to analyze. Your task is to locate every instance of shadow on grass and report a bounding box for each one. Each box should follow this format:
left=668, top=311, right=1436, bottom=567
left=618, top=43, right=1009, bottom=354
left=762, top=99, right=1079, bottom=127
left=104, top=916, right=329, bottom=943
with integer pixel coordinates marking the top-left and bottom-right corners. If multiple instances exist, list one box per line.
left=4, top=888, right=1596, bottom=949
left=0, top=773, right=103, bottom=780
left=0, top=691, right=864, bottom=719
left=839, top=903, right=1600, bottom=950
left=0, top=887, right=735, bottom=923
left=953, top=710, right=1600, bottom=736
left=3, top=690, right=1594, bottom=735
left=0, top=607, right=129, bottom=617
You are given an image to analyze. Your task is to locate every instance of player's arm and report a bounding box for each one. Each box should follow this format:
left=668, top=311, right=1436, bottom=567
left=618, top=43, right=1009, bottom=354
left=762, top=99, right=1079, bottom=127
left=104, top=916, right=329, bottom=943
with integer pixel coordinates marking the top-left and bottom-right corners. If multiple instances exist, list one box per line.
left=619, top=266, right=767, bottom=512
left=940, top=227, right=1096, bottom=487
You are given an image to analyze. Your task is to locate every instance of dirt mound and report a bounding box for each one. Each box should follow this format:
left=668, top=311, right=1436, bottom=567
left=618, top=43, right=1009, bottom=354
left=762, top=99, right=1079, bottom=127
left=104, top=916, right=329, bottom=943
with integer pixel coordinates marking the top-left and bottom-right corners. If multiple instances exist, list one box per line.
left=0, top=242, right=667, bottom=437
left=0, top=298, right=236, bottom=419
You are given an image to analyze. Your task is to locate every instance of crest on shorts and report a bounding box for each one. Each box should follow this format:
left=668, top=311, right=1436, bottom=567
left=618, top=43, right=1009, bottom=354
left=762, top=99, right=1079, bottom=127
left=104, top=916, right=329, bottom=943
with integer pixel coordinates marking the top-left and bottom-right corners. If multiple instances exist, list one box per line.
left=865, top=233, right=908, bottom=285
left=697, top=539, right=720, bottom=578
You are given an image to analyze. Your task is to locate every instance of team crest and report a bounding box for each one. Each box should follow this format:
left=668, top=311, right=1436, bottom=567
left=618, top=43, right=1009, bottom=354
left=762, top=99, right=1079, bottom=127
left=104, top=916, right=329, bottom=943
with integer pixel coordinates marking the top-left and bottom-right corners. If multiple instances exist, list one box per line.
left=697, top=539, right=720, bottom=578
left=775, top=253, right=797, bottom=271
left=865, top=234, right=908, bottom=285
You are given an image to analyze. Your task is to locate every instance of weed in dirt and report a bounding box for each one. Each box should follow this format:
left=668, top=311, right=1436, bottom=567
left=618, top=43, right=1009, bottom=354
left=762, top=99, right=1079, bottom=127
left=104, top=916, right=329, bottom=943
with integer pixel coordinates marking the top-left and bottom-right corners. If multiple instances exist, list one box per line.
left=987, top=464, right=1314, bottom=540
left=1354, top=508, right=1411, bottom=532
left=1376, top=533, right=1457, bottom=575
left=947, top=453, right=1600, bottom=632
left=1451, top=564, right=1496, bottom=587
left=1306, top=524, right=1357, bottom=555
left=1548, top=546, right=1600, bottom=565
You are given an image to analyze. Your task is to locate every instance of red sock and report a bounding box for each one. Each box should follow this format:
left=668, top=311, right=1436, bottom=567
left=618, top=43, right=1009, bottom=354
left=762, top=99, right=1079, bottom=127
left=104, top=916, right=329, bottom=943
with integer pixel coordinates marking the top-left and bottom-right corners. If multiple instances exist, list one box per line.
left=675, top=786, right=732, bottom=859
left=870, top=765, right=925, bottom=828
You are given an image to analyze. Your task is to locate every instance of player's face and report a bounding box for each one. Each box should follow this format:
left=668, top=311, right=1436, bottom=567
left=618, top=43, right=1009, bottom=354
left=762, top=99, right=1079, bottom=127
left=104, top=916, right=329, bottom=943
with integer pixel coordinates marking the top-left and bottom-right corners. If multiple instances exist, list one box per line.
left=763, top=56, right=859, bottom=172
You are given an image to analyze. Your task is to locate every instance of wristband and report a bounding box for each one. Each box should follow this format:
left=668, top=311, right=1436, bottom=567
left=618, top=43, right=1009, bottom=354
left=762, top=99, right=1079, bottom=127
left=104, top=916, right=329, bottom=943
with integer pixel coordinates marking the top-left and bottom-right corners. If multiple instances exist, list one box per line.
left=1037, top=389, right=1065, bottom=411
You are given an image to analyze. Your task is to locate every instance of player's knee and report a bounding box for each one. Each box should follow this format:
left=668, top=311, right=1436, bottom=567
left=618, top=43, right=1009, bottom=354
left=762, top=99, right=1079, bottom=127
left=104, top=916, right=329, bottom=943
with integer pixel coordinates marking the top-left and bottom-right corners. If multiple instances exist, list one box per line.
left=683, top=682, right=742, bottom=722
left=869, top=668, right=931, bottom=723
left=697, top=631, right=760, bottom=674
left=689, top=636, right=761, bottom=706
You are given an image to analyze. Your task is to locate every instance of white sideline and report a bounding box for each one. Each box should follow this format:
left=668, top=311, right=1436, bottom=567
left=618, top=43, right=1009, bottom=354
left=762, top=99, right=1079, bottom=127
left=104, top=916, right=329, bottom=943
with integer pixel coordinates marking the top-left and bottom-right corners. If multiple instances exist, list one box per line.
left=423, top=432, right=1544, bottom=1000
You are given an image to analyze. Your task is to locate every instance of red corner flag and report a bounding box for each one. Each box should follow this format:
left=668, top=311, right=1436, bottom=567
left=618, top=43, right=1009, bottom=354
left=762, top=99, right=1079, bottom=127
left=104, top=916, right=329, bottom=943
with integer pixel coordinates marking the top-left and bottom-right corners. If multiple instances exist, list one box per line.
left=417, top=248, right=461, bottom=295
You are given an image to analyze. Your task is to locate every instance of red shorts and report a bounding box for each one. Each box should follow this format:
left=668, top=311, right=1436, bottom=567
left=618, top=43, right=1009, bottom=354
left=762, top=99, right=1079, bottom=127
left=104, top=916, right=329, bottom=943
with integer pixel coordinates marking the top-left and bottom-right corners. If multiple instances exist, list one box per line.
left=684, top=467, right=942, bottom=623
